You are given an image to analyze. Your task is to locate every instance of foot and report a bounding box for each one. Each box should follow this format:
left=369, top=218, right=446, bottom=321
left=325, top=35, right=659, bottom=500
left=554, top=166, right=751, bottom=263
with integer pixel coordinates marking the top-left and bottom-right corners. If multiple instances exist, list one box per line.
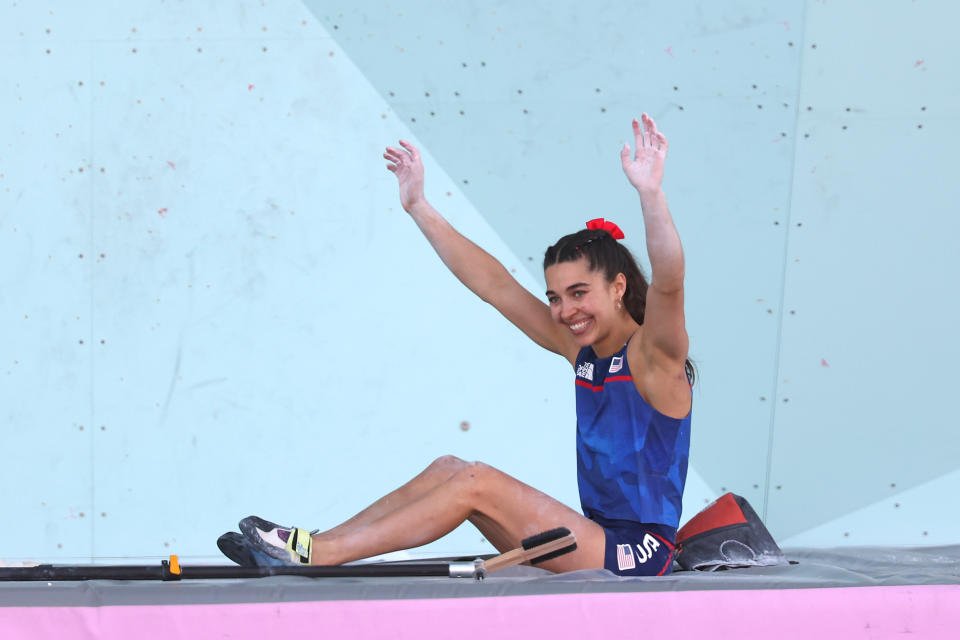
left=239, top=515, right=315, bottom=565
left=216, top=531, right=289, bottom=567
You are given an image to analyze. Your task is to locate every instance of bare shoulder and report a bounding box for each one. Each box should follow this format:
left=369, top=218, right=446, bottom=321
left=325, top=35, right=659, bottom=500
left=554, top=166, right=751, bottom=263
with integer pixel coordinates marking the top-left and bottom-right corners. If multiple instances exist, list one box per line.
left=627, top=328, right=692, bottom=419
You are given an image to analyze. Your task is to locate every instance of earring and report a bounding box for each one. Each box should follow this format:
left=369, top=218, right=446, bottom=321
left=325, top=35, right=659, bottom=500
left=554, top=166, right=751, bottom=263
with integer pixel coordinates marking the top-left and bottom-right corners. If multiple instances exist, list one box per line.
left=616, top=298, right=623, bottom=311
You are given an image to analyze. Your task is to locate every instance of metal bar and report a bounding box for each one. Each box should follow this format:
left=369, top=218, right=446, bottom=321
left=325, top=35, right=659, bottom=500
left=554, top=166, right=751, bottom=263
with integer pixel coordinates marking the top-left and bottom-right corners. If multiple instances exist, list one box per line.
left=0, top=561, right=454, bottom=582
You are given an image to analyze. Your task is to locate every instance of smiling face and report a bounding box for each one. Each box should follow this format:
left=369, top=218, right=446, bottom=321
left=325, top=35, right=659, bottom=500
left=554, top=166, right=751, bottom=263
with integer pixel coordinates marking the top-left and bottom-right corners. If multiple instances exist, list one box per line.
left=544, top=257, right=629, bottom=354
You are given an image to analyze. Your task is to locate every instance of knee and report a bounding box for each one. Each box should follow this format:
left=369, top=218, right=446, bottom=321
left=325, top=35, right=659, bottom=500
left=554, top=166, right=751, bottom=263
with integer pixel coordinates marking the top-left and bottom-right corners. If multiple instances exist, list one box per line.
left=451, top=461, right=498, bottom=500
left=428, top=455, right=468, bottom=475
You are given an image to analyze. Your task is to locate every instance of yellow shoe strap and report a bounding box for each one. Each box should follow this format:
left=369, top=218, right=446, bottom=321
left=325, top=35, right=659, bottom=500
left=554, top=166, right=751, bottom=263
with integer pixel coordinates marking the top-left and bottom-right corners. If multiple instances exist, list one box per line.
left=285, top=527, right=313, bottom=564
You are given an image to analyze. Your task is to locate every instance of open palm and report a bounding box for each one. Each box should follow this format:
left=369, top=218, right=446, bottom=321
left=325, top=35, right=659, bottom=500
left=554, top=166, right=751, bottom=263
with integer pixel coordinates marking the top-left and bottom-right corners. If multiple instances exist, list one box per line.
left=620, top=113, right=668, bottom=193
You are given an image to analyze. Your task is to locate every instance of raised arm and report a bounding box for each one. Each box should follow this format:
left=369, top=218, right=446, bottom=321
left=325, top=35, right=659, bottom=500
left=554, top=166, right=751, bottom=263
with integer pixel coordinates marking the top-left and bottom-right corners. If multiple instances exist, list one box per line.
left=620, top=114, right=689, bottom=368
left=384, top=140, right=575, bottom=358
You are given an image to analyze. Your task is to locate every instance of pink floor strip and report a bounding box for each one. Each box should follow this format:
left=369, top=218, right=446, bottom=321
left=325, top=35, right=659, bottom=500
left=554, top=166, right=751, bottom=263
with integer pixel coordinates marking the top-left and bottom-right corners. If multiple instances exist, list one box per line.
left=1, top=584, right=958, bottom=639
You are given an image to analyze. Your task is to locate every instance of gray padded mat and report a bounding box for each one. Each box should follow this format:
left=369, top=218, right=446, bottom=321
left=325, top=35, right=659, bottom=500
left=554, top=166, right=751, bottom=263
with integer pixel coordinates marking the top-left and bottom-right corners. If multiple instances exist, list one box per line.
left=1, top=545, right=957, bottom=607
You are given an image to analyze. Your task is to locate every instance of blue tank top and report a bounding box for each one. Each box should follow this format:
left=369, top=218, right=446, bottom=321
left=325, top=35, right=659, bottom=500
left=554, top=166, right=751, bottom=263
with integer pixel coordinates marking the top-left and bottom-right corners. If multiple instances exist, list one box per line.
left=574, top=344, right=691, bottom=530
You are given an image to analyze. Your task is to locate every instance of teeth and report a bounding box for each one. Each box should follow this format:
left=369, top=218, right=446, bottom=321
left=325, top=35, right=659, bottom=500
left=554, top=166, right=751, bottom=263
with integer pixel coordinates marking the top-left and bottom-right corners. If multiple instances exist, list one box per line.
left=570, top=320, right=590, bottom=331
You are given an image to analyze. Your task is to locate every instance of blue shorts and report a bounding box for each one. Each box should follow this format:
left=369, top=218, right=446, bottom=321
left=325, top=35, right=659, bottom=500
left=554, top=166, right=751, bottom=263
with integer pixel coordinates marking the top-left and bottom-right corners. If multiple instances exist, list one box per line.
left=600, top=520, right=676, bottom=577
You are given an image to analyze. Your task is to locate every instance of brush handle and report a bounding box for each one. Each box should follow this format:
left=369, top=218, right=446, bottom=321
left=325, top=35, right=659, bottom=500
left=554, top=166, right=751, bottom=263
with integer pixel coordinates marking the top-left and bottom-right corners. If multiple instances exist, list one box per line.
left=483, top=534, right=577, bottom=574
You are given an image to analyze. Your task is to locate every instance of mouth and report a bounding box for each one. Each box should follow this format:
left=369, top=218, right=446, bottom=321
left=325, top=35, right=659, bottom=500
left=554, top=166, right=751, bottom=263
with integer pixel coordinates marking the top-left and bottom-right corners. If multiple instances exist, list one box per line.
left=567, top=318, right=593, bottom=335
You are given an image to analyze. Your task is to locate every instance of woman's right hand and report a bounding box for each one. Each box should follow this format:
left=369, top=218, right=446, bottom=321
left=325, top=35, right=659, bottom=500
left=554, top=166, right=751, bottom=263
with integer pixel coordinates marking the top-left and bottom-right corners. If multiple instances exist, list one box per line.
left=384, top=140, right=426, bottom=213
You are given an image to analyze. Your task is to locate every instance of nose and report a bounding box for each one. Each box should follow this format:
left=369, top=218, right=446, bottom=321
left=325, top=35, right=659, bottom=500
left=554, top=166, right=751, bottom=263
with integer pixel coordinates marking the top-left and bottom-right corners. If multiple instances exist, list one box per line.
left=558, top=299, right=578, bottom=322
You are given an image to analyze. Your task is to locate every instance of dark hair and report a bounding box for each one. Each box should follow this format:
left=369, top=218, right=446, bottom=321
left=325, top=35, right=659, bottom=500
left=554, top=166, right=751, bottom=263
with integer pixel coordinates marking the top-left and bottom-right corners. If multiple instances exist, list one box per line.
left=543, top=229, right=696, bottom=385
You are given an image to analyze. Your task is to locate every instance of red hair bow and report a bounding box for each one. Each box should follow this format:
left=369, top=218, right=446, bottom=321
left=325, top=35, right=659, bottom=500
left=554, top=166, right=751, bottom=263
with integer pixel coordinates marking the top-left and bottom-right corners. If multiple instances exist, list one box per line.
left=585, top=217, right=625, bottom=240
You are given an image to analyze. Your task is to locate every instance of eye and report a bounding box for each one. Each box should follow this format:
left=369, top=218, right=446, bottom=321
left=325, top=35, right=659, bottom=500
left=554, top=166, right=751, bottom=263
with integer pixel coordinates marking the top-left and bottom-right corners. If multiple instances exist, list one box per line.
left=572, top=290, right=585, bottom=298
left=547, top=295, right=559, bottom=305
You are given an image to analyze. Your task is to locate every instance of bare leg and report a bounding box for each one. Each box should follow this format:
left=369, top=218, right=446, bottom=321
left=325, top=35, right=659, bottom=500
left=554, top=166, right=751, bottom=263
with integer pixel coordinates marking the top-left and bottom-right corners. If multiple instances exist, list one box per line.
left=310, top=461, right=607, bottom=573
left=318, top=455, right=468, bottom=538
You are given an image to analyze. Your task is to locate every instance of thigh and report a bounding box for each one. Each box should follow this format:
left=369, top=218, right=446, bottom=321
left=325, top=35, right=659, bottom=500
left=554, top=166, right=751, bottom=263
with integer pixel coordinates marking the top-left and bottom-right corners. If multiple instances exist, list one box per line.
left=461, top=462, right=606, bottom=573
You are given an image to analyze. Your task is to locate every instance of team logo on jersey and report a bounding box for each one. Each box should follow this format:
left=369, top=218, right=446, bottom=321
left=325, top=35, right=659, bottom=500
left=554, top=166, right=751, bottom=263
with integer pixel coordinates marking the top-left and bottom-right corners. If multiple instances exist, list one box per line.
left=609, top=356, right=623, bottom=374
left=576, top=362, right=594, bottom=381
left=616, top=544, right=635, bottom=571
left=634, top=533, right=661, bottom=564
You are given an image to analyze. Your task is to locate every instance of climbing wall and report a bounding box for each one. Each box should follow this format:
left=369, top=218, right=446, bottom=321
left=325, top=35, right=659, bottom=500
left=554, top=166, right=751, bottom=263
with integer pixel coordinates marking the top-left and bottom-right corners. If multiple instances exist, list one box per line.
left=0, top=1, right=957, bottom=562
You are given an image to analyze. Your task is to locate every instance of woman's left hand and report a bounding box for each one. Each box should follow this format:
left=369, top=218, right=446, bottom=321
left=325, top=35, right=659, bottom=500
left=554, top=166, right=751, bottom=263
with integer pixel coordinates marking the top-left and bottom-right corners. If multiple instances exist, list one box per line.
left=620, top=113, right=668, bottom=194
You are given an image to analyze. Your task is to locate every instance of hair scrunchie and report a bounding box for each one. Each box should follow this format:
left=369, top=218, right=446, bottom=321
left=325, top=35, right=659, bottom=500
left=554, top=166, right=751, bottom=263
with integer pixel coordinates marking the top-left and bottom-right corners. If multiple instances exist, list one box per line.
left=585, top=217, right=625, bottom=240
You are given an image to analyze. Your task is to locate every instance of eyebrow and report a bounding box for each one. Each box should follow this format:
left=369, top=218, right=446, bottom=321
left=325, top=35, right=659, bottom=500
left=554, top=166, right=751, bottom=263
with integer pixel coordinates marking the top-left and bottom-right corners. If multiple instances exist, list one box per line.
left=544, top=282, right=590, bottom=297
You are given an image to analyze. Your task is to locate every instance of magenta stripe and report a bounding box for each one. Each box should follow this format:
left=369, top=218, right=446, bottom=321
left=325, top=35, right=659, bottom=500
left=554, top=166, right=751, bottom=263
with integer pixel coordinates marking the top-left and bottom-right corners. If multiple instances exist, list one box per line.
left=0, top=585, right=958, bottom=639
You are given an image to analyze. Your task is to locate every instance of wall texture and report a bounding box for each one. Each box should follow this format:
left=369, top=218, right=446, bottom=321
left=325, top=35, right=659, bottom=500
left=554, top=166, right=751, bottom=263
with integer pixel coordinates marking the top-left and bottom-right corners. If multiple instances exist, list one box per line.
left=1, top=1, right=957, bottom=562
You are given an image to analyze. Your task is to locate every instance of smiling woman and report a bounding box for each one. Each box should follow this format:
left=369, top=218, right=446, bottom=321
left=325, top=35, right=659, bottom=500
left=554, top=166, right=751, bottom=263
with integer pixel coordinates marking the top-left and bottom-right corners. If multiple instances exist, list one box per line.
left=228, top=114, right=693, bottom=578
